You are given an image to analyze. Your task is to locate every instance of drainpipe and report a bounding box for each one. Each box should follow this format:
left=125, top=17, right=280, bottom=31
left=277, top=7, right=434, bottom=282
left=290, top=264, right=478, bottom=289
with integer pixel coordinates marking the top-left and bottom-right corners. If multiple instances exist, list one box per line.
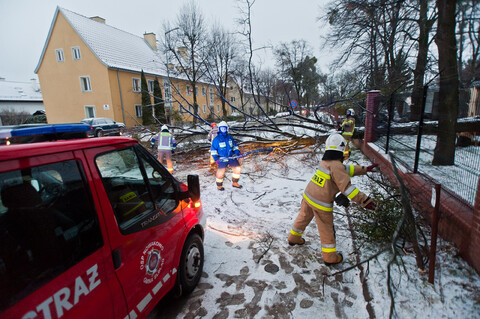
left=116, top=69, right=126, bottom=124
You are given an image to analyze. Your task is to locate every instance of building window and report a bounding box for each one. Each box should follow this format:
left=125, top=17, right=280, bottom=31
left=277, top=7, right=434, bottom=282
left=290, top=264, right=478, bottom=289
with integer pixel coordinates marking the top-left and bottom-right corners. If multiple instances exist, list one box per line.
left=195, top=87, right=199, bottom=95
left=80, top=76, right=91, bottom=92
left=230, top=96, right=236, bottom=102
left=71, top=47, right=81, bottom=60
left=148, top=80, right=155, bottom=93
left=55, top=49, right=64, bottom=62
left=202, top=87, right=206, bottom=96
left=203, top=104, right=206, bottom=113
left=186, top=85, right=191, bottom=96
left=85, top=105, right=95, bottom=118
left=218, top=105, right=221, bottom=113
left=210, top=92, right=214, bottom=105
left=135, top=104, right=142, bottom=118
left=163, top=80, right=171, bottom=104
left=132, top=78, right=141, bottom=92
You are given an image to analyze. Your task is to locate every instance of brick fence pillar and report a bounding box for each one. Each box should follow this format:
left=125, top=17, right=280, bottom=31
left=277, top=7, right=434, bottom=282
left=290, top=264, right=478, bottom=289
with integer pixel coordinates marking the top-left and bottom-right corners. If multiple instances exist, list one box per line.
left=468, top=177, right=480, bottom=273
left=364, top=90, right=381, bottom=144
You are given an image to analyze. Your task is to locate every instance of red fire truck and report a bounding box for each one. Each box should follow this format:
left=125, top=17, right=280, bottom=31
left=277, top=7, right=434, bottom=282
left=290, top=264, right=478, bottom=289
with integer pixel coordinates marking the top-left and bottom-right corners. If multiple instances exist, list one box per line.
left=0, top=125, right=205, bottom=319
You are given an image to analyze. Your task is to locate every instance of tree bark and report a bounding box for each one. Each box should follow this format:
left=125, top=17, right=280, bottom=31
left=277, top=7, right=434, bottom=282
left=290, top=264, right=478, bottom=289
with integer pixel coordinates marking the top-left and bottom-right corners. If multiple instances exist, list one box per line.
left=432, top=0, right=459, bottom=166
left=410, top=0, right=434, bottom=121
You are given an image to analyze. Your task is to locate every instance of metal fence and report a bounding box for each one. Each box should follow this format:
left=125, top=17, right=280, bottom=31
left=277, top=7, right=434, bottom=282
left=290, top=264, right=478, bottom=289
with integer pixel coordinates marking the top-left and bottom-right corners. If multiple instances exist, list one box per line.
left=371, top=90, right=479, bottom=207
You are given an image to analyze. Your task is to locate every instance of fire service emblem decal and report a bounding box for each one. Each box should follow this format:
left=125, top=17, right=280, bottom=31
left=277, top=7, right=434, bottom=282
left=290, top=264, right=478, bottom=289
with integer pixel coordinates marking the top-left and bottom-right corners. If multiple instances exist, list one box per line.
left=140, top=241, right=165, bottom=284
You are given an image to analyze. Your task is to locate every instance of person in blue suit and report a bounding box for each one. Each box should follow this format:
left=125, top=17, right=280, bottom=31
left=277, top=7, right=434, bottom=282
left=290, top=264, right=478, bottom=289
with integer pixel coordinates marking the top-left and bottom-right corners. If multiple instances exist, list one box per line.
left=210, top=121, right=242, bottom=190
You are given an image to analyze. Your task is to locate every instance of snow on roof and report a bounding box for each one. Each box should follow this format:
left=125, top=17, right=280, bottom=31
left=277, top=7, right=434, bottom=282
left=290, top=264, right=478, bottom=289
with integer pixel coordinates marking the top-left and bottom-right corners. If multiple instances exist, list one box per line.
left=60, top=7, right=166, bottom=75
left=0, top=79, right=42, bottom=101
left=35, top=7, right=167, bottom=76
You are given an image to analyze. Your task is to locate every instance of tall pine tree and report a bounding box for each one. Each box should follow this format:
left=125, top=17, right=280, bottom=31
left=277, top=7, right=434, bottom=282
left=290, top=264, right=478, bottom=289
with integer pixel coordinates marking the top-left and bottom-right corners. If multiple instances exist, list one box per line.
left=153, top=77, right=167, bottom=124
left=141, top=70, right=153, bottom=125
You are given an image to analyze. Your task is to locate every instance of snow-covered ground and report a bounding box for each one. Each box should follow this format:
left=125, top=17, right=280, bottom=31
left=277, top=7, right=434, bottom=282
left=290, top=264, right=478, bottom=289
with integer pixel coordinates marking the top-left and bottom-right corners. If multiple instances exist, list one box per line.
left=149, top=144, right=480, bottom=319
left=375, top=135, right=480, bottom=206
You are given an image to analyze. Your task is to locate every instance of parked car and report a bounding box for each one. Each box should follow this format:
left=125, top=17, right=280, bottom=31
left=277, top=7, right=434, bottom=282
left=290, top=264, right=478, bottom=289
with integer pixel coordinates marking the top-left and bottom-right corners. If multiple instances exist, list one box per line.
left=81, top=117, right=125, bottom=137
left=0, top=124, right=205, bottom=319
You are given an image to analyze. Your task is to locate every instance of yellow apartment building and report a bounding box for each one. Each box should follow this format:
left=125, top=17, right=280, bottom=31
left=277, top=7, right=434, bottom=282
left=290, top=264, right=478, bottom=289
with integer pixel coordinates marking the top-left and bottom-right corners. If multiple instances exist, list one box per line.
left=35, top=7, right=230, bottom=126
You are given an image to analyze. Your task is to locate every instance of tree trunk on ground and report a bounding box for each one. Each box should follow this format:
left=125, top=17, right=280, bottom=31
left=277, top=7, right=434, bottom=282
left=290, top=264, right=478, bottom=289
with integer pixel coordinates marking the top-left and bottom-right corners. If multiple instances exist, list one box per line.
left=432, top=0, right=459, bottom=166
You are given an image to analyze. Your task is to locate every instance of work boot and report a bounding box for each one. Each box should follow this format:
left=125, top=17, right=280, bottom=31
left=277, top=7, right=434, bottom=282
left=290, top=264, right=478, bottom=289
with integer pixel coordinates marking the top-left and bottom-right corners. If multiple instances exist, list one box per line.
left=324, top=252, right=343, bottom=266
left=232, top=182, right=243, bottom=189
left=217, top=185, right=225, bottom=191
left=232, top=177, right=242, bottom=189
left=288, top=237, right=306, bottom=246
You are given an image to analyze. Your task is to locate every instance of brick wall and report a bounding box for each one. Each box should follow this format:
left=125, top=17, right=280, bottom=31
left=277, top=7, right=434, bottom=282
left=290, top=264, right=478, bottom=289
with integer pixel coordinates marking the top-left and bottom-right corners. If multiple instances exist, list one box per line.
left=356, top=140, right=480, bottom=275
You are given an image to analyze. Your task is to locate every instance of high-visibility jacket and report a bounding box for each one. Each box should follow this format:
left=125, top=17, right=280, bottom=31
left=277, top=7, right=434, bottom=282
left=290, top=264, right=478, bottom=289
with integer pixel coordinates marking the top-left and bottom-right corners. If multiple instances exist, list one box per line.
left=210, top=132, right=240, bottom=161
left=208, top=126, right=219, bottom=143
left=154, top=132, right=176, bottom=150
left=302, top=160, right=371, bottom=212
left=340, top=116, right=355, bottom=139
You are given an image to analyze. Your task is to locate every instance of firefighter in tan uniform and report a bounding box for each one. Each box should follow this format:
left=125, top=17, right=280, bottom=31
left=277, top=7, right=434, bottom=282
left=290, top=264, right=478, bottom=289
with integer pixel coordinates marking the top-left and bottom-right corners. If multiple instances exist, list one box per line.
left=287, top=133, right=378, bottom=265
left=340, top=108, right=356, bottom=159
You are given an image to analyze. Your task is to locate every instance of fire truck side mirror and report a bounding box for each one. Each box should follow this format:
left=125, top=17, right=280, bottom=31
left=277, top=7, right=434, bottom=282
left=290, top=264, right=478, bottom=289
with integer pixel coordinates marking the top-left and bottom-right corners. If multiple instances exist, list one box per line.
left=187, top=174, right=200, bottom=202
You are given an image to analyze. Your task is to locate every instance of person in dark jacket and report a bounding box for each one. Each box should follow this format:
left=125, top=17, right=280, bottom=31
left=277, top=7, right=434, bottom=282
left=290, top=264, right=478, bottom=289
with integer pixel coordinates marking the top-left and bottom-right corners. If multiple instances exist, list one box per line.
left=210, top=121, right=242, bottom=190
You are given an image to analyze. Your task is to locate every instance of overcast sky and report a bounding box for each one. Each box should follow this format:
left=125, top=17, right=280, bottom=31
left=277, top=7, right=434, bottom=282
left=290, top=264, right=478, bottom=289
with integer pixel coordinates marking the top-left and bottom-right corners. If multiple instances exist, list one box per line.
left=0, top=0, right=334, bottom=82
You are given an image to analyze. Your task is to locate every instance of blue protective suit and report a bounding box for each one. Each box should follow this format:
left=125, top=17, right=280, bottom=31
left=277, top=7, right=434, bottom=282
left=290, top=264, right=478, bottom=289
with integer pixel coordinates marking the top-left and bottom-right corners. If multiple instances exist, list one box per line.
left=210, top=131, right=240, bottom=168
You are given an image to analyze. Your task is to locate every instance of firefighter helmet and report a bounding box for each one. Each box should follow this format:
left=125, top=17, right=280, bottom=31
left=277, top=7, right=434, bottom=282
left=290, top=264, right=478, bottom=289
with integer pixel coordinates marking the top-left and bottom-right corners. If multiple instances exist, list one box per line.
left=346, top=108, right=355, bottom=117
left=161, top=124, right=169, bottom=132
left=211, top=122, right=217, bottom=128
left=325, top=134, right=346, bottom=153
left=218, top=121, right=228, bottom=133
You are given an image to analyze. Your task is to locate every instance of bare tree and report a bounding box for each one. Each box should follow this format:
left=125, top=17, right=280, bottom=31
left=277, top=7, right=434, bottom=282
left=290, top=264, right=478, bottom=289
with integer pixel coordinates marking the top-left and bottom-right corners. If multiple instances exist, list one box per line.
left=164, top=0, right=208, bottom=124
left=275, top=40, right=313, bottom=106
left=432, top=0, right=459, bottom=165
left=207, top=24, right=238, bottom=118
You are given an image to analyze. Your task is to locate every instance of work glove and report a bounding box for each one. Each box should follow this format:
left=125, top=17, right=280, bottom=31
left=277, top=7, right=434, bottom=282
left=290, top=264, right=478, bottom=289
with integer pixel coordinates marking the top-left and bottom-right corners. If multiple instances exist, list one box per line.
left=367, top=163, right=379, bottom=172
left=150, top=140, right=155, bottom=150
left=364, top=201, right=377, bottom=211
left=334, top=193, right=350, bottom=208
left=171, top=149, right=175, bottom=154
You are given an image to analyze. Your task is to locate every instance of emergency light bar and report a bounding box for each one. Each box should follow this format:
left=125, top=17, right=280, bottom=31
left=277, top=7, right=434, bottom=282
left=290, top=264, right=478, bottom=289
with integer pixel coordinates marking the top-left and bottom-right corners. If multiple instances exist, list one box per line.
left=0, top=123, right=90, bottom=145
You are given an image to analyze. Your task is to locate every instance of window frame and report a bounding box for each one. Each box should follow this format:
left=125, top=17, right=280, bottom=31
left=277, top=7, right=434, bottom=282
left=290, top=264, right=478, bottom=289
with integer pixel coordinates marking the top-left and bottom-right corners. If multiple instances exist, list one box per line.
left=80, top=76, right=92, bottom=92
left=55, top=48, right=64, bottom=62
left=85, top=105, right=96, bottom=118
left=148, top=80, right=155, bottom=93
left=71, top=46, right=81, bottom=60
left=132, top=78, right=141, bottom=93
left=135, top=104, right=142, bottom=118
left=94, top=145, right=179, bottom=235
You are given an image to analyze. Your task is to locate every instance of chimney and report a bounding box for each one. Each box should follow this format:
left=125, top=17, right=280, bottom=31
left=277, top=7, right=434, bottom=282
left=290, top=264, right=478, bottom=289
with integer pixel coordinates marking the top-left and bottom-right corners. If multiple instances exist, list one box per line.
left=90, top=16, right=106, bottom=24
left=144, top=32, right=157, bottom=51
left=177, top=47, right=188, bottom=60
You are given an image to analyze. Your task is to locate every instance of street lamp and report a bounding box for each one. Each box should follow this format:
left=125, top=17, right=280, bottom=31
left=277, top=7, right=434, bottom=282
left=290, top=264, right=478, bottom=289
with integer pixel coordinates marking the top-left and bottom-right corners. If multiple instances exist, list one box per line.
left=164, top=27, right=180, bottom=124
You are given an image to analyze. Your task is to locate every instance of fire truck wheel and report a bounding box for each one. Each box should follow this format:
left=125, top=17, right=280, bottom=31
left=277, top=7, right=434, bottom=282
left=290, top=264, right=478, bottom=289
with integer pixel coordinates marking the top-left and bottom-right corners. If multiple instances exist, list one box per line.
left=178, top=233, right=204, bottom=295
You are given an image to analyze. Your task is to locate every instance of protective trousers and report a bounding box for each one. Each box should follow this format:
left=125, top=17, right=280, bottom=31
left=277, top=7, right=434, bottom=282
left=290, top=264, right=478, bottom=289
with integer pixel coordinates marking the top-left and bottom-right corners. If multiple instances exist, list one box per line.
left=158, top=150, right=174, bottom=173
left=288, top=199, right=339, bottom=263
left=216, top=165, right=241, bottom=187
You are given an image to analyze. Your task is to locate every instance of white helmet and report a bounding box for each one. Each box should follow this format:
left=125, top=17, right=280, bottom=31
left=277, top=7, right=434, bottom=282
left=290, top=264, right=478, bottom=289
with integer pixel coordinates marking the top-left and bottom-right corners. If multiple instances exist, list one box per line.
left=325, top=134, right=346, bottom=153
left=161, top=124, right=168, bottom=131
left=346, top=108, right=355, bottom=117
left=218, top=121, right=228, bottom=133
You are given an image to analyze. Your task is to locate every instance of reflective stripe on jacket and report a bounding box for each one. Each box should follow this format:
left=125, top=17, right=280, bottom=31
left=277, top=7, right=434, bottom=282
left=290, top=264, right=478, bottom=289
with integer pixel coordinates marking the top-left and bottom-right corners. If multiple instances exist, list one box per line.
left=156, top=132, right=176, bottom=150
left=303, top=160, right=369, bottom=211
left=210, top=133, right=240, bottom=161
left=341, top=117, right=355, bottom=137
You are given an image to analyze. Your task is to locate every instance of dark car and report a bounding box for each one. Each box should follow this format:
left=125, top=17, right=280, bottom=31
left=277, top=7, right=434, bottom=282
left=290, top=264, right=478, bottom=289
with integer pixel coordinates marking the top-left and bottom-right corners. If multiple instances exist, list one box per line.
left=81, top=117, right=125, bottom=137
